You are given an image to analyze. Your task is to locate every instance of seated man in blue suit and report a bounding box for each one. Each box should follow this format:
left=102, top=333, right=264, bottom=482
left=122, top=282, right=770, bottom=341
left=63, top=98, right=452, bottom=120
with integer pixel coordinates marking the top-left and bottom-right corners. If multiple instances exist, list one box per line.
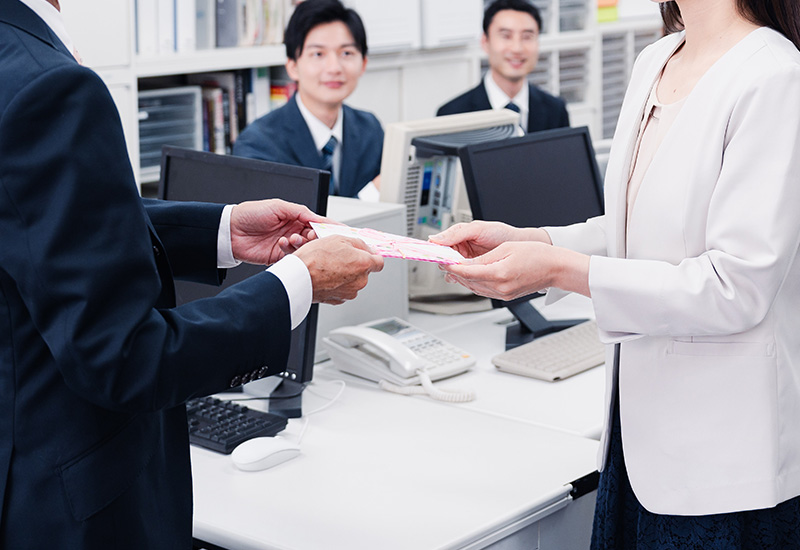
left=0, top=1, right=384, bottom=548
left=234, top=0, right=383, bottom=199
left=437, top=0, right=570, bottom=133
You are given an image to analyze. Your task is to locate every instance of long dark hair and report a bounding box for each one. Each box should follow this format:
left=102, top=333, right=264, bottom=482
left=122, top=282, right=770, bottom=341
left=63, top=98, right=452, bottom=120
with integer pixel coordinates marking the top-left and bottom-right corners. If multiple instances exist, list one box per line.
left=660, top=0, right=800, bottom=50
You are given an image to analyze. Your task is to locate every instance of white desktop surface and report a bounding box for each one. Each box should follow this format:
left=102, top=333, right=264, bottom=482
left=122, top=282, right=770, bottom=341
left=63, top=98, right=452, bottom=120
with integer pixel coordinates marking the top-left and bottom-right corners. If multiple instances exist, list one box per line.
left=191, top=379, right=598, bottom=550
left=403, top=294, right=606, bottom=439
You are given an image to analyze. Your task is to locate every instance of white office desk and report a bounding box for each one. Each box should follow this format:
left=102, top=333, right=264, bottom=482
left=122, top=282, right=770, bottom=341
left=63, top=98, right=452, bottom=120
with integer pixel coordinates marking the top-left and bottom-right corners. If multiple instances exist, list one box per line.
left=400, top=294, right=606, bottom=439
left=191, top=378, right=599, bottom=550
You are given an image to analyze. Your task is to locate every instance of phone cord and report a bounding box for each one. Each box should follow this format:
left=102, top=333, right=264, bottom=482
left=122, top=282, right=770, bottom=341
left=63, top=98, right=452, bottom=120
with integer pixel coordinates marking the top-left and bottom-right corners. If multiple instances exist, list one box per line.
left=378, top=369, right=475, bottom=403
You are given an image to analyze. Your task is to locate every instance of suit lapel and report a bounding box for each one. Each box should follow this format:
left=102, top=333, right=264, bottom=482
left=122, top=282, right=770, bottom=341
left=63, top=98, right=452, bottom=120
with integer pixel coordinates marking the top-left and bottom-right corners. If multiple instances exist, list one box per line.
left=474, top=82, right=492, bottom=110
left=283, top=96, right=324, bottom=169
left=339, top=106, right=358, bottom=197
left=527, top=84, right=543, bottom=131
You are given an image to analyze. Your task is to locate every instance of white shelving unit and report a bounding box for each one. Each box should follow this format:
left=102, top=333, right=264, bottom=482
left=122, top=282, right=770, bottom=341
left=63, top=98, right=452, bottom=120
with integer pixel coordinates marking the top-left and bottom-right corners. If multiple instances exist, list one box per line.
left=61, top=0, right=661, bottom=192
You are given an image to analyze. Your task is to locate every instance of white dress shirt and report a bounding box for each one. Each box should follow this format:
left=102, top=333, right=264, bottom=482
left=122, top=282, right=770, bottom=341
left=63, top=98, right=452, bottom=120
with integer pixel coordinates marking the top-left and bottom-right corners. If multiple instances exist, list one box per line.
left=23, top=0, right=311, bottom=330
left=295, top=94, right=343, bottom=185
left=484, top=72, right=529, bottom=132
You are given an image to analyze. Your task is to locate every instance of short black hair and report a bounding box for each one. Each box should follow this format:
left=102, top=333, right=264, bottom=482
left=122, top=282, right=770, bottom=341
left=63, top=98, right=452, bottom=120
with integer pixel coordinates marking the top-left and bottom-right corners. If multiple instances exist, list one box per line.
left=483, top=0, right=542, bottom=35
left=284, top=0, right=368, bottom=61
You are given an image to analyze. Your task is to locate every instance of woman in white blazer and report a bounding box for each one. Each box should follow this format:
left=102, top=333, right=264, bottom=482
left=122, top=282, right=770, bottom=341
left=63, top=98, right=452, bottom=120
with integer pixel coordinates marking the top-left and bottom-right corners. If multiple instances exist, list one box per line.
left=433, top=0, right=800, bottom=547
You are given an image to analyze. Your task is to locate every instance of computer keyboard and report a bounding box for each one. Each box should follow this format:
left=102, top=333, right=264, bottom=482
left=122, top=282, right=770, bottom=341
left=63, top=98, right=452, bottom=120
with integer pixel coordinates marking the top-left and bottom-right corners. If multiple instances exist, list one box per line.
left=491, top=320, right=605, bottom=382
left=186, top=396, right=288, bottom=454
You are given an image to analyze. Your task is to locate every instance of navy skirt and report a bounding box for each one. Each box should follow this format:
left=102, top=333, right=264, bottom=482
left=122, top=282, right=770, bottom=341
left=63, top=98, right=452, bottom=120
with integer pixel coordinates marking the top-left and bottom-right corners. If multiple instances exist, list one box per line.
left=591, top=395, right=800, bottom=550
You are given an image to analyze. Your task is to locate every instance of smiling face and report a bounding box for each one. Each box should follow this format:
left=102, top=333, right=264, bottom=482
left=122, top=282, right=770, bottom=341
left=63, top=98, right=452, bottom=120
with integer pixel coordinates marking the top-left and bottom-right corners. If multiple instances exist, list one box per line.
left=286, top=21, right=367, bottom=116
left=481, top=9, right=540, bottom=92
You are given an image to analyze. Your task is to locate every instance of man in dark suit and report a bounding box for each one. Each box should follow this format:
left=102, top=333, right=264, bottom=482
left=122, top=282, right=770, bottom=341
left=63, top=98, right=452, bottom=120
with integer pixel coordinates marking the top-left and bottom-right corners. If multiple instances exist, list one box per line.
left=437, top=0, right=570, bottom=133
left=0, top=1, right=383, bottom=548
left=234, top=0, right=383, bottom=199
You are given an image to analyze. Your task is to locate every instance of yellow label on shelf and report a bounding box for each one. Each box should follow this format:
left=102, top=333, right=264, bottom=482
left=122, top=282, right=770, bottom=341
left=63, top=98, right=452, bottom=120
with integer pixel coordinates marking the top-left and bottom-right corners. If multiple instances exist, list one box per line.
left=597, top=6, right=619, bottom=23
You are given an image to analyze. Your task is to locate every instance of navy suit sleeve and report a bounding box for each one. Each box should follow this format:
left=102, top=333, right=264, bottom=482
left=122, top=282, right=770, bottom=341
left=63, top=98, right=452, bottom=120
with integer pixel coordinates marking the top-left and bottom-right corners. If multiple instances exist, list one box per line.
left=142, top=198, right=225, bottom=285
left=0, top=63, right=291, bottom=412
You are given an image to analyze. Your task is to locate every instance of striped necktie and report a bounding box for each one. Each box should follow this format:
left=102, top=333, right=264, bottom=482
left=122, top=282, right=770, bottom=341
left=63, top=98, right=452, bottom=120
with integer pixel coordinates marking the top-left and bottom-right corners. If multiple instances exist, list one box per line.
left=321, top=136, right=338, bottom=195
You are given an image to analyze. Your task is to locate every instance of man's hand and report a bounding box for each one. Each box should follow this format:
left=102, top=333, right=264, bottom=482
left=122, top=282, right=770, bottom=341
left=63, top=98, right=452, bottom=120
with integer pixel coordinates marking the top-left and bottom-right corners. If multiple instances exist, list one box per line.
left=294, top=236, right=384, bottom=305
left=230, top=199, right=327, bottom=265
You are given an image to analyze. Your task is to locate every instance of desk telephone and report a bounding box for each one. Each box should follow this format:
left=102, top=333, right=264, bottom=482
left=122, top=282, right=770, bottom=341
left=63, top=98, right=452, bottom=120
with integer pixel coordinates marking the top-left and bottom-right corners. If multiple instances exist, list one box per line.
left=322, top=318, right=476, bottom=402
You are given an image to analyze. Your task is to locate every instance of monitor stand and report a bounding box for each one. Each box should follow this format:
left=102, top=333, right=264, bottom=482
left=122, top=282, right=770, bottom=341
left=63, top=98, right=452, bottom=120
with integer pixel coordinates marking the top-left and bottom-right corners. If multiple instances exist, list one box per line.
left=267, top=379, right=307, bottom=419
left=243, top=377, right=307, bottom=419
left=499, top=299, right=586, bottom=350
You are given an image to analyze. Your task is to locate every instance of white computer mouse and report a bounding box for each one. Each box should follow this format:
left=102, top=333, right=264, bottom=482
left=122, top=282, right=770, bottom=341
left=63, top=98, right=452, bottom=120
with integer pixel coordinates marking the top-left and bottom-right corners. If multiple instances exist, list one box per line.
left=231, top=436, right=301, bottom=472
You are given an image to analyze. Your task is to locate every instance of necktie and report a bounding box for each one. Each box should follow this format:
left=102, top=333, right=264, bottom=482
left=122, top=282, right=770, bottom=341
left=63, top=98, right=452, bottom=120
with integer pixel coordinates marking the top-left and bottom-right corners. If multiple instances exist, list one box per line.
left=321, top=136, right=338, bottom=195
left=505, top=102, right=524, bottom=132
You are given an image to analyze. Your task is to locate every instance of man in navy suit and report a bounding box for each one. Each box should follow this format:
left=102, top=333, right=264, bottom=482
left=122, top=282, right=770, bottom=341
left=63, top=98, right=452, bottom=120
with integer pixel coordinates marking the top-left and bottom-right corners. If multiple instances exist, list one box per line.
left=234, top=0, right=383, bottom=199
left=437, top=0, right=570, bottom=133
left=0, top=1, right=384, bottom=548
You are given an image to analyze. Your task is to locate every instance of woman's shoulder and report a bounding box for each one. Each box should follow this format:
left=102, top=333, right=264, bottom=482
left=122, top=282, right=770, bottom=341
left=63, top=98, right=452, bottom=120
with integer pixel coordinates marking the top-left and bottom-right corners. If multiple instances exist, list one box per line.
left=747, top=27, right=800, bottom=69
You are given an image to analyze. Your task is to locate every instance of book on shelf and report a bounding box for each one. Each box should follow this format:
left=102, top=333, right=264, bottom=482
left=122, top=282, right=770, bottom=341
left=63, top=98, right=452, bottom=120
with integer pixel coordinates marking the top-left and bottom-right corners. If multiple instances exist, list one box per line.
left=268, top=65, right=296, bottom=109
left=250, top=67, right=271, bottom=122
left=188, top=70, right=259, bottom=152
left=201, top=87, right=226, bottom=154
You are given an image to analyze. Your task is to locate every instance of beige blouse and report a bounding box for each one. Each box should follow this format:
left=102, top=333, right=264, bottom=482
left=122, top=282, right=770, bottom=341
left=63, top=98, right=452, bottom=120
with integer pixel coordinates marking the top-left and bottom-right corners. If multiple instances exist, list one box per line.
left=626, top=76, right=687, bottom=237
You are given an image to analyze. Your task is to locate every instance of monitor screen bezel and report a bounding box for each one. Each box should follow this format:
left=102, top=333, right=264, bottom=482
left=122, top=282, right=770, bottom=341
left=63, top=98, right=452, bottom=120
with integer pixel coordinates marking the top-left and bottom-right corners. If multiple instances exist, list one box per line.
left=457, top=126, right=605, bottom=343
left=157, top=146, right=329, bottom=386
left=458, top=125, right=604, bottom=224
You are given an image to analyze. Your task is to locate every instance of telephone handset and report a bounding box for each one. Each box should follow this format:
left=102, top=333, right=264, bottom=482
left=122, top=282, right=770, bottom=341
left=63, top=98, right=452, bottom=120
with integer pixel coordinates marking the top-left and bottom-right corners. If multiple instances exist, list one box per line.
left=322, top=317, right=475, bottom=392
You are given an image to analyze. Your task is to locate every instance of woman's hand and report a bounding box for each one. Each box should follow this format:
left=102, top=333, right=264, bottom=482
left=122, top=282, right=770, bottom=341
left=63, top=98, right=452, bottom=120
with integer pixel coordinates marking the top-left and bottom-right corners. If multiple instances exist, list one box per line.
left=440, top=241, right=591, bottom=300
left=430, top=221, right=551, bottom=259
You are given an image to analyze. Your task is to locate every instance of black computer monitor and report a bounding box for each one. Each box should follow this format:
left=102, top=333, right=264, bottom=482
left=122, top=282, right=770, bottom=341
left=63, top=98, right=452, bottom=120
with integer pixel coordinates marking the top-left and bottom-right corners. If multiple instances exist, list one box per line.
left=458, top=126, right=604, bottom=348
left=158, top=146, right=329, bottom=416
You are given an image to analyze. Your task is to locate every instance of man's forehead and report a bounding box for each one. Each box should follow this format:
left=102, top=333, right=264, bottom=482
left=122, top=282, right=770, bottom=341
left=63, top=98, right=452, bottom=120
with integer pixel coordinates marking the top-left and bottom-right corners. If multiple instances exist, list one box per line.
left=489, top=10, right=539, bottom=32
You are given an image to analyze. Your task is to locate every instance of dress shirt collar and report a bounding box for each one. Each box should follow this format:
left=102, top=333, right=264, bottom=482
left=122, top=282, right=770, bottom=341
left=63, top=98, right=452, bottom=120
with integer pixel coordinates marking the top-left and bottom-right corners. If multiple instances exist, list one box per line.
left=295, top=94, right=344, bottom=151
left=484, top=71, right=529, bottom=131
left=19, top=0, right=76, bottom=58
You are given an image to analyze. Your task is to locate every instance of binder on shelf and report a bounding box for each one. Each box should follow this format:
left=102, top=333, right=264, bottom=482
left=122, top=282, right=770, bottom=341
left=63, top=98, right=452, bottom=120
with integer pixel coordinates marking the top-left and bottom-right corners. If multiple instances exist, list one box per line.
left=175, top=0, right=197, bottom=52
left=196, top=0, right=217, bottom=49
left=136, top=0, right=159, bottom=57
left=157, top=0, right=176, bottom=54
left=215, top=0, right=241, bottom=48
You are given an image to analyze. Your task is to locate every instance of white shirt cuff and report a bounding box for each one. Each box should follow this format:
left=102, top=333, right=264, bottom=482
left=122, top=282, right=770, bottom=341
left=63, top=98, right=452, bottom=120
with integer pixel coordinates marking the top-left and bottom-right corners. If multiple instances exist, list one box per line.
left=267, top=254, right=312, bottom=330
left=217, top=204, right=242, bottom=269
